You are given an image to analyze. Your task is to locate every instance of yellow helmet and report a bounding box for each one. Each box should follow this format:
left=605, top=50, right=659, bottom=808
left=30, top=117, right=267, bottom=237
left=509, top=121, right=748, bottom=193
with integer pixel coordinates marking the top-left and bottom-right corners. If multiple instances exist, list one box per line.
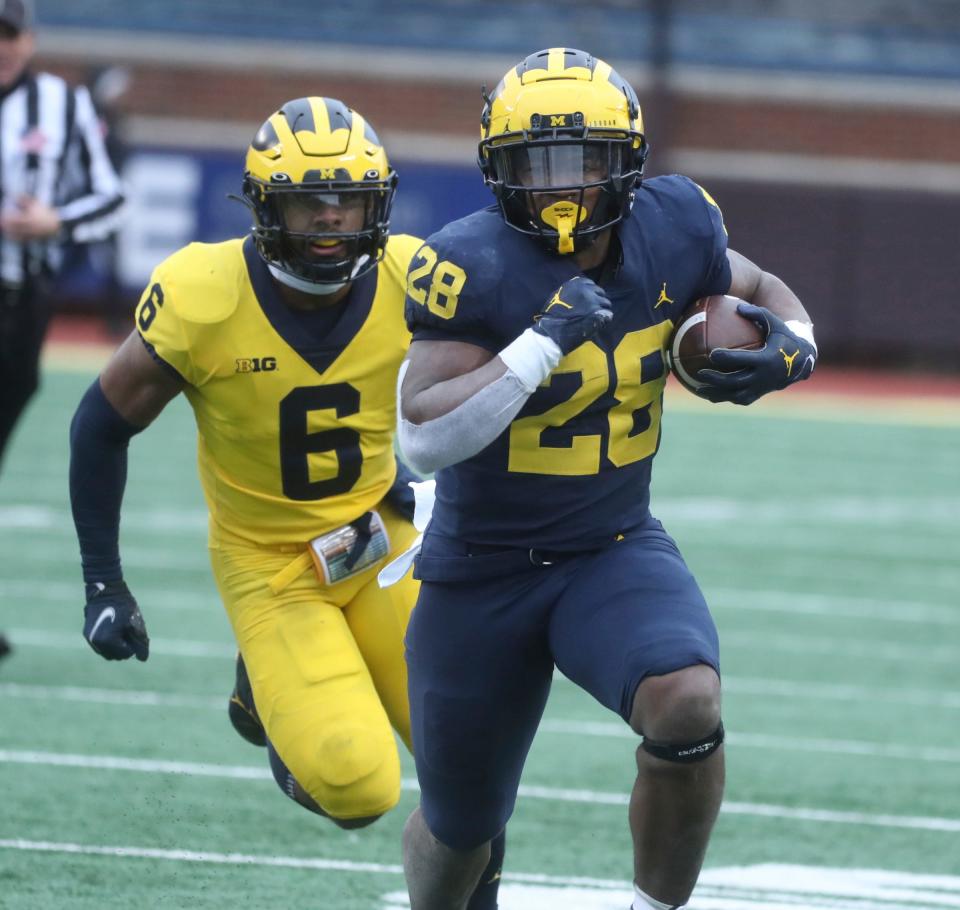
left=241, top=97, right=397, bottom=288
left=479, top=48, right=647, bottom=255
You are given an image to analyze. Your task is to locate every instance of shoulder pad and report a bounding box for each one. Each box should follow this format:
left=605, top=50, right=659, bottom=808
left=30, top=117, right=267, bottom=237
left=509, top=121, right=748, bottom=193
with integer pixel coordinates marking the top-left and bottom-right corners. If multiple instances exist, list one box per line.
left=404, top=209, right=509, bottom=346
left=381, top=233, right=425, bottom=286
left=635, top=175, right=724, bottom=240
left=151, top=240, right=246, bottom=325
left=420, top=209, right=508, bottom=298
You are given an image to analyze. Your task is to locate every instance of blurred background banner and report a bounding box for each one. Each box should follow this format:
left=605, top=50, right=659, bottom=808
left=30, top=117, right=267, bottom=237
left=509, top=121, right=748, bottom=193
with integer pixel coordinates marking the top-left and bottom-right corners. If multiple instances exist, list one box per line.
left=35, top=0, right=960, bottom=370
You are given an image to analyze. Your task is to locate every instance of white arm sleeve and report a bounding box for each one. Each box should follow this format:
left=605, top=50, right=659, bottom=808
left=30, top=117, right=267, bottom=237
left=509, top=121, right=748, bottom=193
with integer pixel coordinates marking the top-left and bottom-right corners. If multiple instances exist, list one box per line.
left=397, top=328, right=562, bottom=475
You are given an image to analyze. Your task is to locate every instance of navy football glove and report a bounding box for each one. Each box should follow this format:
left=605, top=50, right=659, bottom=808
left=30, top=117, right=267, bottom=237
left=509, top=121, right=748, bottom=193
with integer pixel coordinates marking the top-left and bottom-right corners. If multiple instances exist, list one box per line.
left=534, top=276, right=613, bottom=355
left=697, top=302, right=817, bottom=406
left=83, top=580, right=150, bottom=662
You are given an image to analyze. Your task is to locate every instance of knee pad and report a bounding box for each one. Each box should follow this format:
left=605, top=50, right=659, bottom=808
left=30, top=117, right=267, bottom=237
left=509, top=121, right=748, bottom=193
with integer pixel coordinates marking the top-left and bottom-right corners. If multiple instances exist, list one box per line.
left=268, top=730, right=401, bottom=819
left=304, top=723, right=402, bottom=819
left=641, top=721, right=724, bottom=763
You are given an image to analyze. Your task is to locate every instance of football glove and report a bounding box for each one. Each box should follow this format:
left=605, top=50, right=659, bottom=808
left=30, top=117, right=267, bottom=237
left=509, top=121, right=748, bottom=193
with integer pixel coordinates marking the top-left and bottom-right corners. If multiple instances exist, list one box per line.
left=697, top=302, right=817, bottom=406
left=533, top=276, right=613, bottom=355
left=82, top=580, right=150, bottom=662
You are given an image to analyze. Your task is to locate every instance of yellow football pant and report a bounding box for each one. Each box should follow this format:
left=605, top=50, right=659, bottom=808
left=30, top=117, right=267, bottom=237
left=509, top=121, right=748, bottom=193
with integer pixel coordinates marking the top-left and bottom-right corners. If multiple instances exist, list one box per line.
left=209, top=499, right=418, bottom=820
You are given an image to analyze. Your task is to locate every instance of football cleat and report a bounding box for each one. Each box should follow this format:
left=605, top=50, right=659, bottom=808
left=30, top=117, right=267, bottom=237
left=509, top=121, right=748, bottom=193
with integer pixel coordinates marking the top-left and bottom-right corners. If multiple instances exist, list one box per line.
left=228, top=653, right=267, bottom=747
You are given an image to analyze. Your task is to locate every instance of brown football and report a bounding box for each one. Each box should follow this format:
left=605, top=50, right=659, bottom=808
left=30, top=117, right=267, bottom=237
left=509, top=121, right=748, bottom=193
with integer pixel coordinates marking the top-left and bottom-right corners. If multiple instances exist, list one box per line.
left=668, top=295, right=765, bottom=394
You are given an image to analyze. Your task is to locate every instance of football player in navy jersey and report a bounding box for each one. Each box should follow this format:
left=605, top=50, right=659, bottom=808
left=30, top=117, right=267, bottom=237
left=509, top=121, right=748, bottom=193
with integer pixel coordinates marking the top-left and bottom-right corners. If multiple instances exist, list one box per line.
left=395, top=49, right=817, bottom=910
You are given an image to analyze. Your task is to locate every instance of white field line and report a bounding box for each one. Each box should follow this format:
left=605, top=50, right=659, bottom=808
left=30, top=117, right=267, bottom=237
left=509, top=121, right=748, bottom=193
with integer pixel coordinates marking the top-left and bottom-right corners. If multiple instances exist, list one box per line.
left=656, top=497, right=960, bottom=527
left=3, top=749, right=960, bottom=834
left=0, top=580, right=219, bottom=612
left=708, top=588, right=960, bottom=626
left=4, top=842, right=960, bottom=910
left=6, top=628, right=960, bottom=714
left=0, top=682, right=223, bottom=710
left=4, top=498, right=959, bottom=534
left=5, top=628, right=235, bottom=659
left=705, top=551, right=960, bottom=582
left=4, top=578, right=956, bottom=625
left=9, top=587, right=960, bottom=664
left=721, top=631, right=960, bottom=666
left=0, top=546, right=211, bottom=571
left=535, top=719, right=960, bottom=764
left=6, top=630, right=960, bottom=709
left=4, top=843, right=960, bottom=910
left=707, top=563, right=960, bottom=594
left=5, top=682, right=959, bottom=764
left=0, top=505, right=207, bottom=532
left=0, top=837, right=403, bottom=876
left=720, top=676, right=960, bottom=710
left=9, top=531, right=952, bottom=565
left=0, top=839, right=615, bottom=893
left=683, top=532, right=960, bottom=564
left=555, top=671, right=960, bottom=710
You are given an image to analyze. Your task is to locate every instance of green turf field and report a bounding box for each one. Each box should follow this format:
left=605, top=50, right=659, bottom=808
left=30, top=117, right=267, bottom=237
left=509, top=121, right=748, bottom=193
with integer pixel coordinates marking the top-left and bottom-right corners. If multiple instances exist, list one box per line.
left=1, top=365, right=959, bottom=909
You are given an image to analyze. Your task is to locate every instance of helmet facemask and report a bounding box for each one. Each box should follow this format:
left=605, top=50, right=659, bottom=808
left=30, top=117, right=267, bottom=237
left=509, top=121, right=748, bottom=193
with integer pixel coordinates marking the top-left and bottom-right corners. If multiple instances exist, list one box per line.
left=478, top=48, right=648, bottom=255
left=484, top=134, right=643, bottom=254
left=245, top=175, right=397, bottom=288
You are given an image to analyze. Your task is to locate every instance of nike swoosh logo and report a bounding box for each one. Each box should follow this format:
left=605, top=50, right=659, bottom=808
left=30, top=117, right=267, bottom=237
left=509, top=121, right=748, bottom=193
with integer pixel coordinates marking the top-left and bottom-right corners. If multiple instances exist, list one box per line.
left=89, top=606, right=116, bottom=640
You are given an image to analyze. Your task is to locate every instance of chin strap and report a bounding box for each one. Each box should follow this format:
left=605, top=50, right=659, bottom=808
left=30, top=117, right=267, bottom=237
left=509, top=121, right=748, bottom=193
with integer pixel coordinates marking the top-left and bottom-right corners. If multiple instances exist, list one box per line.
left=267, top=253, right=371, bottom=296
left=267, top=264, right=346, bottom=295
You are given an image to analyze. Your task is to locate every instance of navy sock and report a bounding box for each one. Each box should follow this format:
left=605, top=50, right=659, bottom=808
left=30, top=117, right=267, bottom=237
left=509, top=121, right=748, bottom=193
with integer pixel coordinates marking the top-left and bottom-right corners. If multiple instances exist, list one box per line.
left=465, top=828, right=506, bottom=910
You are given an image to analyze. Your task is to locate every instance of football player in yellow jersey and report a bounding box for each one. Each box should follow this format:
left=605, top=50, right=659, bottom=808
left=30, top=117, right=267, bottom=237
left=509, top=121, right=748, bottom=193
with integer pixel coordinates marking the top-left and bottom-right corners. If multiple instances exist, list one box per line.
left=67, top=97, right=506, bottom=906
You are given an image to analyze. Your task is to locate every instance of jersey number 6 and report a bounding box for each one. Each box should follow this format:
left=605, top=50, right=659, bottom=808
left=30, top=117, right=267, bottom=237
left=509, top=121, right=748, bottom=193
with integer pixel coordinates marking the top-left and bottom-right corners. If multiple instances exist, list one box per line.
left=279, top=383, right=362, bottom=500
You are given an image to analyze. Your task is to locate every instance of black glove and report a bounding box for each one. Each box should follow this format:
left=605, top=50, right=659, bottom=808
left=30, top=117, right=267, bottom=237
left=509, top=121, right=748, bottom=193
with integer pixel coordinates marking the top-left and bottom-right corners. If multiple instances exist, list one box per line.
left=697, top=302, right=817, bottom=406
left=83, top=580, right=150, bottom=662
left=533, top=276, right=613, bottom=355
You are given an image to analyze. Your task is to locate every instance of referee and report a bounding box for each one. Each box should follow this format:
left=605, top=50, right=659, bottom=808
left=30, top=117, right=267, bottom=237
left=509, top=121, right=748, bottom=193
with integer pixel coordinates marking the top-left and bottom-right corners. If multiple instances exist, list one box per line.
left=0, top=0, right=124, bottom=473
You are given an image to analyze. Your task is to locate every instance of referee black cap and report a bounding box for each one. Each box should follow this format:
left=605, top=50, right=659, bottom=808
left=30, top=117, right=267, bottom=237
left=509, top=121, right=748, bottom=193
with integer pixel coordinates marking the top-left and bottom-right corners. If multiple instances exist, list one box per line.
left=0, top=0, right=31, bottom=34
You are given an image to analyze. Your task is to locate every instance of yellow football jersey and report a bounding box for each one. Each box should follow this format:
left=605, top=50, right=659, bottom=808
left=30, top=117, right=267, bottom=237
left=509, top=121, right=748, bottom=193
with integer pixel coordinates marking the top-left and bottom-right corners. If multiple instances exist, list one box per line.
left=135, top=234, right=422, bottom=545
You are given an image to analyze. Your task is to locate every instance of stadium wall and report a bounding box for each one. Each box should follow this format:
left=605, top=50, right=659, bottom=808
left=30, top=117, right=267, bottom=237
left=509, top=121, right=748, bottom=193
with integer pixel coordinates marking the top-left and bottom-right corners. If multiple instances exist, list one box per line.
left=36, top=34, right=960, bottom=371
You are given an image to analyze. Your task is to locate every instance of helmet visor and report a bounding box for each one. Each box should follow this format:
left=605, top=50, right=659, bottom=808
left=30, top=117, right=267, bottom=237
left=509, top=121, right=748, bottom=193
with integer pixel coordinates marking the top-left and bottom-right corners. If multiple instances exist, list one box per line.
left=500, top=141, right=622, bottom=190
left=249, top=176, right=396, bottom=286
left=274, top=190, right=371, bottom=235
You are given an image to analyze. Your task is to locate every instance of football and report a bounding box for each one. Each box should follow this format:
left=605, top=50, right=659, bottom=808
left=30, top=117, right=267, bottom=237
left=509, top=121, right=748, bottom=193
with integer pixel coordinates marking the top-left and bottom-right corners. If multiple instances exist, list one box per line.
left=668, top=295, right=765, bottom=393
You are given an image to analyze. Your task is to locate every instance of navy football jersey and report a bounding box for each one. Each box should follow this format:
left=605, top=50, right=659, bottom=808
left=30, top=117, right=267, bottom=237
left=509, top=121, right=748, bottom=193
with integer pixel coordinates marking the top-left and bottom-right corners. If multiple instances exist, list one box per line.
left=405, top=174, right=731, bottom=550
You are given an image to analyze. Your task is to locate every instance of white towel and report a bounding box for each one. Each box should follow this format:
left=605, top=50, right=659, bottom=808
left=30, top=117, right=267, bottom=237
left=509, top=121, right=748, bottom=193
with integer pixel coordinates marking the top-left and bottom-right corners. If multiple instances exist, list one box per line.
left=377, top=479, right=436, bottom=587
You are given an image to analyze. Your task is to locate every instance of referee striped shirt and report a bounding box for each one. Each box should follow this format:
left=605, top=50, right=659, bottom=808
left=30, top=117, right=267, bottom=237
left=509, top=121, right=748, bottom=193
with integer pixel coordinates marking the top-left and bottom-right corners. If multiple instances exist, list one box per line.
left=0, top=69, right=124, bottom=285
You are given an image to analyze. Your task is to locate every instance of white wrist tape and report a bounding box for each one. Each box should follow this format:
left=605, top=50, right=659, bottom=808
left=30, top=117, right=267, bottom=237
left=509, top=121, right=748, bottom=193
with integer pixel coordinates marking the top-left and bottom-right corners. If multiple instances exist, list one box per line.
left=498, top=328, right=563, bottom=393
left=785, top=319, right=817, bottom=354
left=397, top=359, right=538, bottom=476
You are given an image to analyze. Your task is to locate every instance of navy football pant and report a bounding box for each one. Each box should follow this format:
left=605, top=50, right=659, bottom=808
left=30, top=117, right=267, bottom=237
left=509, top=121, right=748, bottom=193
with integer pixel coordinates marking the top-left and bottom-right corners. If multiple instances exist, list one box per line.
left=406, top=516, right=720, bottom=851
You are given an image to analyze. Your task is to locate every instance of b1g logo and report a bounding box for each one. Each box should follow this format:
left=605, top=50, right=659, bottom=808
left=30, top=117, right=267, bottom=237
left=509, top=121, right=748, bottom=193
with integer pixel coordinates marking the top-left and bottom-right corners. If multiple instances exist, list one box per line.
left=236, top=357, right=278, bottom=373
